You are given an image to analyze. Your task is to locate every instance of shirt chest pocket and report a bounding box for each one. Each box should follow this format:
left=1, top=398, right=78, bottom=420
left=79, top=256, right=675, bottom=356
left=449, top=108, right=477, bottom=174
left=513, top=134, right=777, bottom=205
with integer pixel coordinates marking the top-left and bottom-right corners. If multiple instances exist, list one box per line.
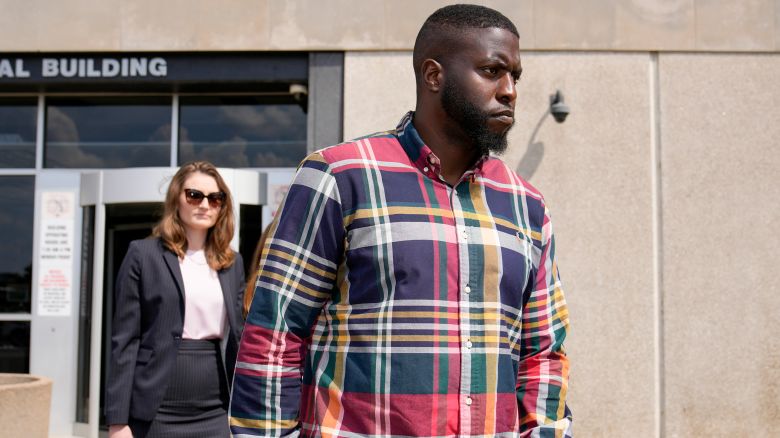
left=494, top=228, right=536, bottom=304
left=499, top=227, right=535, bottom=261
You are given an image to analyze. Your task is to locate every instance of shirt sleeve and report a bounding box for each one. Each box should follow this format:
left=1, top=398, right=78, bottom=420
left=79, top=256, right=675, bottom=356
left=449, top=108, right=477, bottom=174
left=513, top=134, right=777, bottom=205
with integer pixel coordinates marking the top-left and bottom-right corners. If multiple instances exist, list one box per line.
left=229, top=153, right=344, bottom=437
left=516, top=202, right=573, bottom=437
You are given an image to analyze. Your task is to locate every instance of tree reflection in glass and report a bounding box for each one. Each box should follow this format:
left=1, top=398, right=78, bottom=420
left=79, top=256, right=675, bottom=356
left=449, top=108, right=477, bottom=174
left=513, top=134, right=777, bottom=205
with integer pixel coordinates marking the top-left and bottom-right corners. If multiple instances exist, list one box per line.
left=179, top=96, right=307, bottom=168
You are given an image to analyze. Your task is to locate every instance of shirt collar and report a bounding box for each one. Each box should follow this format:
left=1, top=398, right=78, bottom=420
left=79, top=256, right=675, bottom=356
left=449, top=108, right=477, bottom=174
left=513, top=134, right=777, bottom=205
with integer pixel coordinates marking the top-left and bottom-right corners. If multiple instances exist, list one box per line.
left=395, top=111, right=488, bottom=182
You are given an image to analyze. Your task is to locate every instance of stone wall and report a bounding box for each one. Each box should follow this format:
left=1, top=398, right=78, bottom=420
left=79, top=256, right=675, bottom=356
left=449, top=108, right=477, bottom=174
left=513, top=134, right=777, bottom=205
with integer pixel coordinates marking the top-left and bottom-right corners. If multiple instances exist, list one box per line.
left=1, top=0, right=779, bottom=52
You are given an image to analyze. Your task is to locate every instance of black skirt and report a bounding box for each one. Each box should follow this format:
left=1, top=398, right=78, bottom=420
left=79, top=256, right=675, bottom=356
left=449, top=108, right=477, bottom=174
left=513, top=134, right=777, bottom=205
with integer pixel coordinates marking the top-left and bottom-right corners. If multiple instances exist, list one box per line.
left=130, top=339, right=230, bottom=438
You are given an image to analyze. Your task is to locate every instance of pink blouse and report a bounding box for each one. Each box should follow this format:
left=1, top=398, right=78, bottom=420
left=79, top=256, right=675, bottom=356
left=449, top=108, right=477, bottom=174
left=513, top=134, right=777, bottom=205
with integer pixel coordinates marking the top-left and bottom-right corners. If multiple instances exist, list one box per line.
left=179, top=249, right=226, bottom=340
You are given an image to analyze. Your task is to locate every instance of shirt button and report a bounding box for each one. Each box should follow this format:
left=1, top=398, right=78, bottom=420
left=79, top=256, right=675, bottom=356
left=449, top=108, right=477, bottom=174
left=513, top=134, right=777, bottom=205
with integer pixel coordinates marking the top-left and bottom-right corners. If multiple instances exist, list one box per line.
left=466, top=340, right=473, bottom=349
left=423, top=166, right=429, bottom=172
left=465, top=396, right=473, bottom=406
left=464, top=285, right=471, bottom=294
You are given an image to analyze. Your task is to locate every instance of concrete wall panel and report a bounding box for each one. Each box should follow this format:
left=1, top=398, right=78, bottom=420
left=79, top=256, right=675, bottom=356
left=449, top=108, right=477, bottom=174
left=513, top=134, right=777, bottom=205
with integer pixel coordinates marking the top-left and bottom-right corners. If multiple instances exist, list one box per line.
left=2, top=0, right=778, bottom=52
left=659, top=53, right=780, bottom=437
left=267, top=0, right=386, bottom=50
left=477, top=0, right=536, bottom=48
left=533, top=0, right=617, bottom=49
left=119, top=0, right=201, bottom=50
left=375, top=0, right=452, bottom=50
left=511, top=52, right=656, bottom=438
left=776, top=0, right=780, bottom=50
left=615, top=0, right=696, bottom=50
left=694, top=0, right=775, bottom=51
left=343, top=52, right=416, bottom=140
left=25, top=0, right=121, bottom=51
left=196, top=0, right=270, bottom=50
left=120, top=0, right=270, bottom=51
left=0, top=0, right=41, bottom=52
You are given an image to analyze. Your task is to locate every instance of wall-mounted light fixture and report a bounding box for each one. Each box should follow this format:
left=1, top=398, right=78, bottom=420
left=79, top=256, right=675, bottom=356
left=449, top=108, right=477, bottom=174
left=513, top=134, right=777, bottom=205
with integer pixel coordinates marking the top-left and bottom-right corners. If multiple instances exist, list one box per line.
left=549, top=89, right=569, bottom=123
left=289, top=83, right=308, bottom=112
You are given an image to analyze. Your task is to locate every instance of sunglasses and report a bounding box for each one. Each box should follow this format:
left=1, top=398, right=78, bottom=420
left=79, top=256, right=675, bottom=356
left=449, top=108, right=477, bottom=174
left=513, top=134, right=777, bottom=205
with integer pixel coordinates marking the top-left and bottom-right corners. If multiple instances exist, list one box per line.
left=183, top=188, right=226, bottom=208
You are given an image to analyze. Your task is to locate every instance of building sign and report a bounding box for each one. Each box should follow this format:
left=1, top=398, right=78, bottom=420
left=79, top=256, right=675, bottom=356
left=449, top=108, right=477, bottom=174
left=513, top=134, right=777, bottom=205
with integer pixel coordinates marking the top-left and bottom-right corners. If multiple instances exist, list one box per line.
left=0, top=53, right=308, bottom=85
left=0, top=57, right=167, bottom=79
left=37, top=192, right=76, bottom=317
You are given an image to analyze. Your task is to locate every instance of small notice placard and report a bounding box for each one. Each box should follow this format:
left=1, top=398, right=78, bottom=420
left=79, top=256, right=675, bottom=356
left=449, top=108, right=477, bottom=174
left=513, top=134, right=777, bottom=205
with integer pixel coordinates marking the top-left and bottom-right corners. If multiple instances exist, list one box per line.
left=37, top=192, right=75, bottom=317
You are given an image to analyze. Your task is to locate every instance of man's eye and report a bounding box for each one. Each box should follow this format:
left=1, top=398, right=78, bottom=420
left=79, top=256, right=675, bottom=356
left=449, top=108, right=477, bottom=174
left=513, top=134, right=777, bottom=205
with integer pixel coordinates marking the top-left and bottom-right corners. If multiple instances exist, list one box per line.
left=483, top=67, right=498, bottom=75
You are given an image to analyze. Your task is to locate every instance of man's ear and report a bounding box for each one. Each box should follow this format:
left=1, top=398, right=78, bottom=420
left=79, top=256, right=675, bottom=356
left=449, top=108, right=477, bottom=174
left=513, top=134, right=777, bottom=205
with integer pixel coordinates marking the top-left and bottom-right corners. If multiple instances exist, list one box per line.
left=421, top=59, right=443, bottom=92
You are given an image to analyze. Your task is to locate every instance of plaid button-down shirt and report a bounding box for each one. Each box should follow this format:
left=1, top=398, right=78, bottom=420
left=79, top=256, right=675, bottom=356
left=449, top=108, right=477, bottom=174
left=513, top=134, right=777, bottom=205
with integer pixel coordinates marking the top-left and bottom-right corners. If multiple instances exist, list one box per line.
left=230, top=112, right=572, bottom=437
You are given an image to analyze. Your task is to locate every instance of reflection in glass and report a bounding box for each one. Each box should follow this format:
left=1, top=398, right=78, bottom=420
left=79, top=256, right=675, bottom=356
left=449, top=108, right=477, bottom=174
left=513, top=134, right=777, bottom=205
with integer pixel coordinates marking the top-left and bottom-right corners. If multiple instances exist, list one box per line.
left=239, top=204, right=264, bottom=277
left=45, top=97, right=171, bottom=168
left=0, top=98, right=37, bottom=168
left=179, top=96, right=307, bottom=168
left=0, top=321, right=30, bottom=373
left=0, top=176, right=34, bottom=313
left=76, top=206, right=94, bottom=423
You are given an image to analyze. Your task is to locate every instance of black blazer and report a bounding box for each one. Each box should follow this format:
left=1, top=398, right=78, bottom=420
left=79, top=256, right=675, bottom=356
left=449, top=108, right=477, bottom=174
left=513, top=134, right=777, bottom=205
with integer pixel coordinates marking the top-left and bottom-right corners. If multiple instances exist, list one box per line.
left=104, top=237, right=245, bottom=424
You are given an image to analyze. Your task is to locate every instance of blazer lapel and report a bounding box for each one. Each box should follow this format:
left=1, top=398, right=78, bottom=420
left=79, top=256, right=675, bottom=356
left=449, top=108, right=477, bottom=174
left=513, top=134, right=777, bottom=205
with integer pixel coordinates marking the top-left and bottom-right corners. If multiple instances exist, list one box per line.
left=162, top=247, right=186, bottom=310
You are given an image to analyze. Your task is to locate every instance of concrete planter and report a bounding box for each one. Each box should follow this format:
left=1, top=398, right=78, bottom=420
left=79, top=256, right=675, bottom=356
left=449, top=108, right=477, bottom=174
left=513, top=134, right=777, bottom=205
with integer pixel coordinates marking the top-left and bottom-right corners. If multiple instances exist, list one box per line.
left=0, top=374, right=52, bottom=438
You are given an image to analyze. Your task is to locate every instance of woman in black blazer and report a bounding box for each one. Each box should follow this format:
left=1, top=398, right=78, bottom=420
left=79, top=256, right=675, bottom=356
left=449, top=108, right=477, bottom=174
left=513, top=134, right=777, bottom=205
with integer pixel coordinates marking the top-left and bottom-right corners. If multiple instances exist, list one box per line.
left=106, top=161, right=245, bottom=438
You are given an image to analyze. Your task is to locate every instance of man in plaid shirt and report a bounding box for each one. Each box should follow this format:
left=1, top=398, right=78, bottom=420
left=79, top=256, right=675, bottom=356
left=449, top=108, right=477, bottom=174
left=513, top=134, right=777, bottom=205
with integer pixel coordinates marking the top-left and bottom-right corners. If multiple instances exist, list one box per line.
left=230, top=4, right=572, bottom=437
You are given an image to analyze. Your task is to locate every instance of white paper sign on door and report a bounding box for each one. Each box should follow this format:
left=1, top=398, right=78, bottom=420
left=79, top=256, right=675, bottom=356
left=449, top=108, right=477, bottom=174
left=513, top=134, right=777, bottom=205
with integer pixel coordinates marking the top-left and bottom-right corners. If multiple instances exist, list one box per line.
left=37, top=191, right=75, bottom=317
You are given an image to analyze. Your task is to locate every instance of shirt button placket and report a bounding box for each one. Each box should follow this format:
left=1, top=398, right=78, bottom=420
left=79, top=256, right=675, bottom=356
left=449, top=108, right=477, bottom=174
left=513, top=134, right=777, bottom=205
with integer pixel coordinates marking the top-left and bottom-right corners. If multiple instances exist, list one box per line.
left=451, top=193, right=473, bottom=426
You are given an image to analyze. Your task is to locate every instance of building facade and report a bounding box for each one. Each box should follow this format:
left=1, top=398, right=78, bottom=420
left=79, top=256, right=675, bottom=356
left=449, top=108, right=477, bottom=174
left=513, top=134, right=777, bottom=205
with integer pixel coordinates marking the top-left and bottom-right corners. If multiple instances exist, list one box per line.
left=1, top=1, right=778, bottom=437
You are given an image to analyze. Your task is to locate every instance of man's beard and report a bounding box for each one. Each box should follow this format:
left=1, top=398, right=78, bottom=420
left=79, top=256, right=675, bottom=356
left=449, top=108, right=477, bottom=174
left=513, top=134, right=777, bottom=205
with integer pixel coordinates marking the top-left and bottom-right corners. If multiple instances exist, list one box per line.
left=440, top=80, right=512, bottom=156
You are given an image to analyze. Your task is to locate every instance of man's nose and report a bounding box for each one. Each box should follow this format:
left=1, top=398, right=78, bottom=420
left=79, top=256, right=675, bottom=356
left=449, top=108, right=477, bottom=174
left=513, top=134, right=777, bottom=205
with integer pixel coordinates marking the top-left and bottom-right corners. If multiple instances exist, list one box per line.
left=497, top=73, right=517, bottom=104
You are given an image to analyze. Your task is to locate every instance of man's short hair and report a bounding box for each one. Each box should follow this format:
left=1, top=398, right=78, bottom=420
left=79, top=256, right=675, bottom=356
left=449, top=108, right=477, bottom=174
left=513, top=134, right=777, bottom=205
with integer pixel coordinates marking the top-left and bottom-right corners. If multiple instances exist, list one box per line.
left=413, top=4, right=519, bottom=78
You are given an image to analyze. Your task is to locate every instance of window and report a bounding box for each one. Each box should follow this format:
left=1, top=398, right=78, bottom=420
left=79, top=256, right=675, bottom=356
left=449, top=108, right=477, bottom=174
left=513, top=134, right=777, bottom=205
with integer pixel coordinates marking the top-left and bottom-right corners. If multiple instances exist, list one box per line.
left=0, top=176, right=34, bottom=313
left=178, top=96, right=307, bottom=168
left=0, top=321, right=30, bottom=373
left=45, top=96, right=171, bottom=168
left=0, top=98, right=37, bottom=168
